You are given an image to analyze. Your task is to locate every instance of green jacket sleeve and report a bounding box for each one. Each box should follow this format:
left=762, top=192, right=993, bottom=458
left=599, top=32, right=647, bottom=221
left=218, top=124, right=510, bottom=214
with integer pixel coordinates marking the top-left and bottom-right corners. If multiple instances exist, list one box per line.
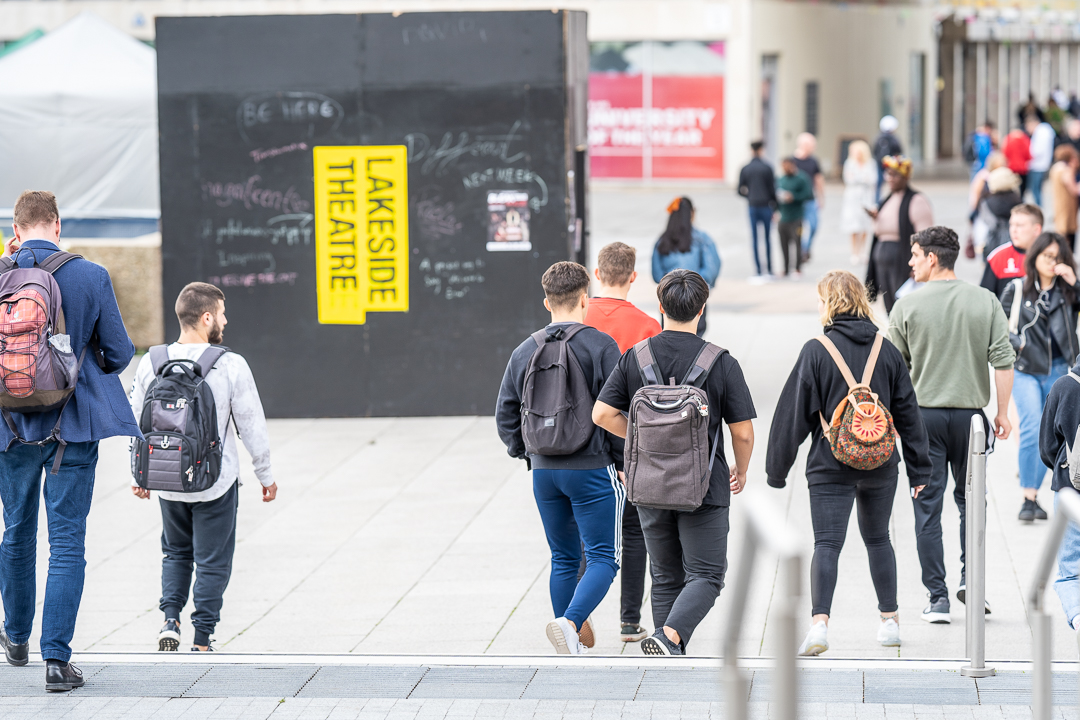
left=987, top=295, right=1017, bottom=369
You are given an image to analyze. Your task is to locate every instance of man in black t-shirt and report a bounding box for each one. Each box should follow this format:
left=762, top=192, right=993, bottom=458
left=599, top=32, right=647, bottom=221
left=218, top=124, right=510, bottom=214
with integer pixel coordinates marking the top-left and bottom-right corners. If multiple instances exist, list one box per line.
left=593, top=269, right=756, bottom=655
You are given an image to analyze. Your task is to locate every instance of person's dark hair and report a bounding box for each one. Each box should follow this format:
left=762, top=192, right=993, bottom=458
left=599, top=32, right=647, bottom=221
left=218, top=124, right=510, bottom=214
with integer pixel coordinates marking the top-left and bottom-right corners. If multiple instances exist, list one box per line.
left=13, top=191, right=58, bottom=229
left=541, top=261, right=590, bottom=311
left=1023, top=232, right=1077, bottom=305
left=984, top=120, right=995, bottom=130
left=910, top=226, right=960, bottom=271
left=750, top=140, right=764, bottom=152
left=176, top=282, right=225, bottom=329
left=657, top=269, right=709, bottom=323
left=1011, top=203, right=1044, bottom=226
left=657, top=197, right=694, bottom=255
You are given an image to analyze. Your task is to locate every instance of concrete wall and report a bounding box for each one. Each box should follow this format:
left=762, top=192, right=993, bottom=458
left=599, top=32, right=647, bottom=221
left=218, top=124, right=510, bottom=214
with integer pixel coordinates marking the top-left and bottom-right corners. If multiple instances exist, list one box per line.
left=744, top=1, right=937, bottom=176
left=63, top=234, right=164, bottom=349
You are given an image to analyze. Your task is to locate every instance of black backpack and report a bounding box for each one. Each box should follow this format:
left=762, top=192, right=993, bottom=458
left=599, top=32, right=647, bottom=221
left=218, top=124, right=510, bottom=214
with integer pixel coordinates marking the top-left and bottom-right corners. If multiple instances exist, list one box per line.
left=131, top=345, right=228, bottom=493
left=520, top=324, right=595, bottom=456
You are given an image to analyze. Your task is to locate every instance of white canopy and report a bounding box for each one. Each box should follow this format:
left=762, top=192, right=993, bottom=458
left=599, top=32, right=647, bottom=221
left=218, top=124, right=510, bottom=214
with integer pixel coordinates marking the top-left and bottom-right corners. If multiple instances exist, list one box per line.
left=0, top=13, right=158, bottom=218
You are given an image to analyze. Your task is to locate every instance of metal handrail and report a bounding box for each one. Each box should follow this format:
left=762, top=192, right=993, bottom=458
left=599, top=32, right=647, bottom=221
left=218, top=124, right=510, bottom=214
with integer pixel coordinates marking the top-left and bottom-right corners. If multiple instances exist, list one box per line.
left=722, top=487, right=803, bottom=720
left=1028, top=486, right=1080, bottom=719
left=962, top=415, right=994, bottom=677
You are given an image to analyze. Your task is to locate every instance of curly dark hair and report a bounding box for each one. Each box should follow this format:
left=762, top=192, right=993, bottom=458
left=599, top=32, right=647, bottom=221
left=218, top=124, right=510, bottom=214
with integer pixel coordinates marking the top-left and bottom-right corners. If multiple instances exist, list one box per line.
left=910, top=226, right=960, bottom=270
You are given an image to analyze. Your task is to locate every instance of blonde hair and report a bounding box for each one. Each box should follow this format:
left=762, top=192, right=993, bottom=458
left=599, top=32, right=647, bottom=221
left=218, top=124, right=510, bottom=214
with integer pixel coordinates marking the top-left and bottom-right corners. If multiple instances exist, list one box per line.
left=848, top=140, right=871, bottom=165
left=985, top=151, right=1006, bottom=173
left=818, top=270, right=875, bottom=326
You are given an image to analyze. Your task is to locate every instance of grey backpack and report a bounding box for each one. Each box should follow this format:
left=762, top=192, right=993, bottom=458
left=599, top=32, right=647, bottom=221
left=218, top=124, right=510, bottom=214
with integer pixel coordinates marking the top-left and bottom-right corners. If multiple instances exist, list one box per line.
left=131, top=345, right=228, bottom=493
left=520, top=324, right=595, bottom=456
left=624, top=339, right=724, bottom=511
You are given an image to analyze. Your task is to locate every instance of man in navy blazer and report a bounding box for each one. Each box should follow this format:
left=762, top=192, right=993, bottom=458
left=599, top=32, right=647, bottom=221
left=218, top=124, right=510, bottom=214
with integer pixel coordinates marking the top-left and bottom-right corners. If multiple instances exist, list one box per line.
left=0, top=191, right=139, bottom=692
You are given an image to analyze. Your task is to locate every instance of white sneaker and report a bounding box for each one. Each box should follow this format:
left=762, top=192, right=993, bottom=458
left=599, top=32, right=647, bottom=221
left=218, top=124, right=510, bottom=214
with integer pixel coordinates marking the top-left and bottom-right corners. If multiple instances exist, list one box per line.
left=747, top=274, right=768, bottom=285
left=791, top=271, right=803, bottom=280
left=546, top=617, right=583, bottom=655
left=797, top=621, right=828, bottom=656
left=877, top=618, right=900, bottom=647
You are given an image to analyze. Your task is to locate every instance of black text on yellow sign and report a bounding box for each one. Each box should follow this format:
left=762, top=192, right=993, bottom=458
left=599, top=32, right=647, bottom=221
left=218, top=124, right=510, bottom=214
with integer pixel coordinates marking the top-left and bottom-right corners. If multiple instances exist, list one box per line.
left=313, top=146, right=409, bottom=324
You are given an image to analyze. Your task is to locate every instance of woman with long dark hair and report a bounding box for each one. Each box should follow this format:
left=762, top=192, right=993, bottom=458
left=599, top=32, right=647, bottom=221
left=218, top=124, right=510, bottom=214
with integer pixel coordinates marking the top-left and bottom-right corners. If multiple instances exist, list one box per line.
left=1000, top=231, right=1080, bottom=522
left=651, top=197, right=721, bottom=337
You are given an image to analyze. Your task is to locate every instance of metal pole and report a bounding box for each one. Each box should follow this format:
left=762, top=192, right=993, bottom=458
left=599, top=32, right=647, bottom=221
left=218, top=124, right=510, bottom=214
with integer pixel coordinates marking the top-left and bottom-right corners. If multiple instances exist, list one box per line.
left=962, top=416, right=994, bottom=677
left=1032, top=611, right=1052, bottom=720
left=773, top=554, right=801, bottom=720
left=723, top=533, right=757, bottom=720
left=1029, top=503, right=1072, bottom=720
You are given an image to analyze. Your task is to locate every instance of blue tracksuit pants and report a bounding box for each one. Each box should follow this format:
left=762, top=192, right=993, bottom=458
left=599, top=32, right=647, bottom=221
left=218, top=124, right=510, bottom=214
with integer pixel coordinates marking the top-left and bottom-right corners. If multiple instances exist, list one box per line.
left=533, top=465, right=624, bottom=629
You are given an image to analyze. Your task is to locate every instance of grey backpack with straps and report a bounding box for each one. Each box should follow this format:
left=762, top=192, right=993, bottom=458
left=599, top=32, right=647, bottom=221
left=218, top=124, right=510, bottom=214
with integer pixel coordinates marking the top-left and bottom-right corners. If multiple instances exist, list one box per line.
left=131, top=345, right=229, bottom=492
left=520, top=324, right=596, bottom=456
left=625, top=339, right=725, bottom=511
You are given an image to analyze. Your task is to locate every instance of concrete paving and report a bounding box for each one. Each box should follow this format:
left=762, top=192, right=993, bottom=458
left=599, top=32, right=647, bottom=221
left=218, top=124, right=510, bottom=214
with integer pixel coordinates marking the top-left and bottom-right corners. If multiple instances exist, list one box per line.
left=3, top=179, right=1079, bottom=715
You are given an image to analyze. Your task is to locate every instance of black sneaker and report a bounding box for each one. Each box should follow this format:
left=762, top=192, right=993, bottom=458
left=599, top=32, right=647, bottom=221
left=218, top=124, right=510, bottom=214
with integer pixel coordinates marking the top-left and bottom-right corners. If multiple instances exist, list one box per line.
left=620, top=624, right=648, bottom=643
left=640, top=629, right=684, bottom=656
left=956, top=585, right=992, bottom=614
left=1019, top=499, right=1036, bottom=522
left=1033, top=500, right=1048, bottom=521
left=45, top=660, right=84, bottom=692
left=158, top=619, right=180, bottom=652
left=0, top=626, right=28, bottom=666
left=921, top=597, right=951, bottom=624
left=191, top=644, right=214, bottom=652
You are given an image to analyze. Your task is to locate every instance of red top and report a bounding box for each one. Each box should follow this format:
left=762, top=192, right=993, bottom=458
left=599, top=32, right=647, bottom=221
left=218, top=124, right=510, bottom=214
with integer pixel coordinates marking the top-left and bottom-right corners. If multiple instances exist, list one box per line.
left=1002, top=130, right=1032, bottom=174
left=585, top=297, right=661, bottom=354
left=987, top=242, right=1026, bottom=280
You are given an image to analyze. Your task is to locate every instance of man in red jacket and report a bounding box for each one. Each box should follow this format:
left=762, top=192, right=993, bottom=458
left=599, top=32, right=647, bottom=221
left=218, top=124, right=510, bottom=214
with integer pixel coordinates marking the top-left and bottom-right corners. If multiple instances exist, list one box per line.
left=584, top=241, right=659, bottom=644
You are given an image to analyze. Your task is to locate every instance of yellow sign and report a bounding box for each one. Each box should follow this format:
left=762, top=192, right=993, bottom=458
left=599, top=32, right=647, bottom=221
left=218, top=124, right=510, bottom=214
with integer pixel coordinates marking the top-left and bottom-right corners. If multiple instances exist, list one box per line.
left=313, top=145, right=409, bottom=324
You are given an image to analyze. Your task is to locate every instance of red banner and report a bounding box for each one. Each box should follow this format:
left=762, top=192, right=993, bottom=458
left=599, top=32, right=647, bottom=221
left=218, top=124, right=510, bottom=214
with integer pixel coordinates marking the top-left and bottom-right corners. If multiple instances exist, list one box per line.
left=588, top=75, right=725, bottom=180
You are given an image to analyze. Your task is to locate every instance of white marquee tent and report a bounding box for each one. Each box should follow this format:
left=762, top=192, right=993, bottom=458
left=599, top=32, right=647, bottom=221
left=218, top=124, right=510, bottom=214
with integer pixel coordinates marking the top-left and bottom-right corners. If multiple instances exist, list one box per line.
left=0, top=13, right=158, bottom=218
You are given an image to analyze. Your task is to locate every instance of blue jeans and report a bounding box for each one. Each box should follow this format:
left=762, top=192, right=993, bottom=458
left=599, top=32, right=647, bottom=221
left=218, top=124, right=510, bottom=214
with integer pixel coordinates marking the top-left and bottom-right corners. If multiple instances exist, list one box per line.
left=0, top=441, right=99, bottom=662
left=801, top=199, right=819, bottom=253
left=533, top=465, right=623, bottom=630
left=748, top=205, right=773, bottom=275
left=1028, top=170, right=1047, bottom=207
left=1054, top=491, right=1080, bottom=628
left=1014, top=359, right=1069, bottom=490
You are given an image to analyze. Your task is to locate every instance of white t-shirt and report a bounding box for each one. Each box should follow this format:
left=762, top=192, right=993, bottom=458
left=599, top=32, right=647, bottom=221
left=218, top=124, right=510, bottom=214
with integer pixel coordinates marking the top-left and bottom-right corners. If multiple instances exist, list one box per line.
left=129, top=343, right=274, bottom=503
left=1030, top=123, right=1056, bottom=172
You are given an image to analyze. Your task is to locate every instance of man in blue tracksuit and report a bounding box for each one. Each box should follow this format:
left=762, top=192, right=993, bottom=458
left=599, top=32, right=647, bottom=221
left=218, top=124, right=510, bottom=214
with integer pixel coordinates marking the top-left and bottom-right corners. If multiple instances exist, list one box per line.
left=496, top=261, right=624, bottom=655
left=0, top=191, right=140, bottom=691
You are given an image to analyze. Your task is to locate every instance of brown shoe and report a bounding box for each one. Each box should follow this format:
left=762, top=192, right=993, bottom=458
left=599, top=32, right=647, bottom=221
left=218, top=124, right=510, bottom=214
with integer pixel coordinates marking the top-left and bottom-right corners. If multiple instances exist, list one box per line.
left=578, top=616, right=595, bottom=648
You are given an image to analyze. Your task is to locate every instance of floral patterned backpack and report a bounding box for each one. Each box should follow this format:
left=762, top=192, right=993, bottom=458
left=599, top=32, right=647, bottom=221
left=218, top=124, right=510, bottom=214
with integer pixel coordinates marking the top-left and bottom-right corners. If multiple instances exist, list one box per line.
left=816, top=333, right=896, bottom=471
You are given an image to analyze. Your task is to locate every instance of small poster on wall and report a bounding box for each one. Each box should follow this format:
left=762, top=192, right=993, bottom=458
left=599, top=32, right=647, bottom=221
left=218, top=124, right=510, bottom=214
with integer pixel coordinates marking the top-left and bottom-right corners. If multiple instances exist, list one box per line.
left=486, top=190, right=531, bottom=251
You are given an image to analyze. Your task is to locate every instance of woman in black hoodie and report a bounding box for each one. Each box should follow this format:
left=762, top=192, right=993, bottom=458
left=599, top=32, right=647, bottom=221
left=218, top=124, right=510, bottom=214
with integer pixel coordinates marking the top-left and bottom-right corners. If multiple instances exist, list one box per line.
left=766, top=270, right=931, bottom=656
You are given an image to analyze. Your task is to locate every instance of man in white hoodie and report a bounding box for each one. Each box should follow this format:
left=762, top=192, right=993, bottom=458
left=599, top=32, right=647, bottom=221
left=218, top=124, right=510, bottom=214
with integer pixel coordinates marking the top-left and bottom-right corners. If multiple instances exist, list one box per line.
left=1027, top=115, right=1057, bottom=208
left=130, top=282, right=276, bottom=652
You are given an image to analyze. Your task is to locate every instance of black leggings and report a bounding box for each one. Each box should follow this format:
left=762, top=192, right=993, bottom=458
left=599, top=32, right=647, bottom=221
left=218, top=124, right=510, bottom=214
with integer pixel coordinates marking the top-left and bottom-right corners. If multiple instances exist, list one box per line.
left=871, top=241, right=909, bottom=314
left=808, top=475, right=898, bottom=617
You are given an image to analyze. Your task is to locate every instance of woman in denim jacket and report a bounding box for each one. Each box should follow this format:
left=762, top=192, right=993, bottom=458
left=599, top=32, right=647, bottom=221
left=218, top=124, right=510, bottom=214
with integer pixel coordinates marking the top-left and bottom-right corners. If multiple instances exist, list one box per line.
left=651, top=197, right=721, bottom=337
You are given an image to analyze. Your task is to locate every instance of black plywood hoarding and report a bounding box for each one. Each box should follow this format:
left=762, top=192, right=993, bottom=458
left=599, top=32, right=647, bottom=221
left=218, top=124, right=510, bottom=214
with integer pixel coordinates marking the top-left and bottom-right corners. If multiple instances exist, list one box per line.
left=157, top=11, right=588, bottom=417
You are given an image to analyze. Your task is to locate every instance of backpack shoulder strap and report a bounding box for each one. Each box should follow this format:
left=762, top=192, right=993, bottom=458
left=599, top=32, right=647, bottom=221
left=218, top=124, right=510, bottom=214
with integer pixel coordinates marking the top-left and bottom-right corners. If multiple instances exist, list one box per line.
left=633, top=338, right=662, bottom=386
left=0, top=256, right=13, bottom=274
left=37, top=251, right=82, bottom=275
left=530, top=329, right=547, bottom=349
left=682, top=342, right=725, bottom=387
left=148, top=345, right=171, bottom=376
left=194, top=345, right=230, bottom=378
left=860, top=334, right=885, bottom=386
left=1008, top=278, right=1024, bottom=335
left=815, top=335, right=859, bottom=389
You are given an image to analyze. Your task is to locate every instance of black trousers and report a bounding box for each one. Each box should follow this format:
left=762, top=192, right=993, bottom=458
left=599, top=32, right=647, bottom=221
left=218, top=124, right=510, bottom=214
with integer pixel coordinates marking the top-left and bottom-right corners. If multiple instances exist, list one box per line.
left=872, top=241, right=909, bottom=314
left=577, top=498, right=649, bottom=625
left=808, top=475, right=898, bottom=616
left=638, top=504, right=728, bottom=647
left=159, top=481, right=239, bottom=646
left=914, top=408, right=988, bottom=602
left=778, top=221, right=803, bottom=274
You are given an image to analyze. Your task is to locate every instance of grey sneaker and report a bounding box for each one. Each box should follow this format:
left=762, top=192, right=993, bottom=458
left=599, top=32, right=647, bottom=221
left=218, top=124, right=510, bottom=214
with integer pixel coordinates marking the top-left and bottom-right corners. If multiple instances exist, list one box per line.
left=158, top=619, right=180, bottom=652
left=640, top=629, right=684, bottom=656
left=921, top=597, right=951, bottom=624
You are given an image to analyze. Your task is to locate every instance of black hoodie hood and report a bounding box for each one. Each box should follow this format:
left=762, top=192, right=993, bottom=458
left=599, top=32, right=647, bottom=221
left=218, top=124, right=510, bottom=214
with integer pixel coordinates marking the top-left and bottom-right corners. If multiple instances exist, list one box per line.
left=823, top=314, right=880, bottom=345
